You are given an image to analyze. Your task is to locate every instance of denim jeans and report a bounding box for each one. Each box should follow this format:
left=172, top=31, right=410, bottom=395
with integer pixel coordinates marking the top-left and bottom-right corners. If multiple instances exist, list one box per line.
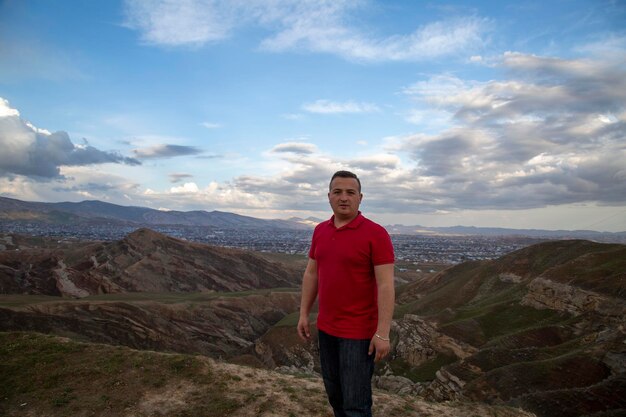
left=318, top=330, right=375, bottom=417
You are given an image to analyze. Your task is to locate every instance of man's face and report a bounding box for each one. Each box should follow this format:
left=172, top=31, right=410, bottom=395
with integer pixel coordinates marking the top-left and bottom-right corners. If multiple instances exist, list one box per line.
left=328, top=177, right=363, bottom=220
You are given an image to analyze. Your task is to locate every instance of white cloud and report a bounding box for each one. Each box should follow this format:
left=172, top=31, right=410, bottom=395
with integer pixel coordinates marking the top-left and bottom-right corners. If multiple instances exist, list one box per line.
left=123, top=0, right=491, bottom=61
left=395, top=51, right=626, bottom=210
left=0, top=166, right=141, bottom=204
left=123, top=0, right=236, bottom=46
left=142, top=178, right=279, bottom=211
left=0, top=98, right=140, bottom=179
left=170, top=182, right=199, bottom=193
left=363, top=17, right=488, bottom=61
left=302, top=99, right=380, bottom=114
left=200, top=122, right=221, bottom=129
left=258, top=10, right=489, bottom=62
left=134, top=142, right=411, bottom=213
left=0, top=99, right=20, bottom=117
left=135, top=51, right=625, bottom=218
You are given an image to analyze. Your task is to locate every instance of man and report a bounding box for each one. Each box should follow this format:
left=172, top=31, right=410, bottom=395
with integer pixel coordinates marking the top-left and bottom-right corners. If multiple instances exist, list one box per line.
left=297, top=170, right=395, bottom=417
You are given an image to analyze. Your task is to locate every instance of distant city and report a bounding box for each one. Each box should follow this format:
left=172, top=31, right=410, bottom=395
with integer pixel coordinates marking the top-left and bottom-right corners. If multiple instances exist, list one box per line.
left=0, top=221, right=541, bottom=264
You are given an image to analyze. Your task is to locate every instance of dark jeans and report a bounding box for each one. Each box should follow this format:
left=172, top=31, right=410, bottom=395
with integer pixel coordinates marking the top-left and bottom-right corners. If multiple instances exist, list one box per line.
left=318, top=330, right=375, bottom=417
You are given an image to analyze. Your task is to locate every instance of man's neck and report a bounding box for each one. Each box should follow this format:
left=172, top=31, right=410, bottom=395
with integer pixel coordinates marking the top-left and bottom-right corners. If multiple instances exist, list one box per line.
left=333, top=213, right=359, bottom=228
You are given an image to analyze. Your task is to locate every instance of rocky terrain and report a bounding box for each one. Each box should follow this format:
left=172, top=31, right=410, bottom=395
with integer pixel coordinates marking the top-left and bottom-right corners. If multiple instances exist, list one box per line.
left=0, top=231, right=624, bottom=417
left=0, top=331, right=536, bottom=417
left=0, top=229, right=307, bottom=358
left=0, top=291, right=301, bottom=358
left=0, top=228, right=302, bottom=296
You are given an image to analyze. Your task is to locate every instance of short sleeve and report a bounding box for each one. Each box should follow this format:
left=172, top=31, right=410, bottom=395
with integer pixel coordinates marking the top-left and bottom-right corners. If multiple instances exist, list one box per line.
left=308, top=224, right=320, bottom=260
left=371, top=226, right=395, bottom=265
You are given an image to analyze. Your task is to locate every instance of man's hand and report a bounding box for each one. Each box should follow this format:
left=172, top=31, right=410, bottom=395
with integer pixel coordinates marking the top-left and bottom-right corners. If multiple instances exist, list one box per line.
left=297, top=315, right=311, bottom=342
left=297, top=259, right=318, bottom=343
left=368, top=335, right=390, bottom=362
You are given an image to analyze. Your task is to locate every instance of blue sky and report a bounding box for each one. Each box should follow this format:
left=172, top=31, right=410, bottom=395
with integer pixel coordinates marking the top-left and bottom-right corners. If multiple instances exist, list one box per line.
left=1, top=0, right=625, bottom=231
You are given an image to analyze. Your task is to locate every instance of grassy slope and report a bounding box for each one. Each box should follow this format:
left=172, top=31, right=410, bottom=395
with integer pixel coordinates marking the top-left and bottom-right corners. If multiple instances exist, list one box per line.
left=0, top=331, right=533, bottom=417
left=0, top=331, right=238, bottom=417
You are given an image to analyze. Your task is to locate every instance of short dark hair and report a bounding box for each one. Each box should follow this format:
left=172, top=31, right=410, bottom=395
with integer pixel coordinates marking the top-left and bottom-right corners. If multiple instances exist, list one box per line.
left=329, top=170, right=361, bottom=192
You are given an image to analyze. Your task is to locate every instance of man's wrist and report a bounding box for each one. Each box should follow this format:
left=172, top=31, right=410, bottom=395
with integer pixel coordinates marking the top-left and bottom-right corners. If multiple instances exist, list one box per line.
left=374, top=333, right=390, bottom=342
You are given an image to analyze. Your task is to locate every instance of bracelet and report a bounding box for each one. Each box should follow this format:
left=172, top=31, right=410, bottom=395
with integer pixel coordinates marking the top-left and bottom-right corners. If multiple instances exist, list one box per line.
left=374, top=333, right=390, bottom=342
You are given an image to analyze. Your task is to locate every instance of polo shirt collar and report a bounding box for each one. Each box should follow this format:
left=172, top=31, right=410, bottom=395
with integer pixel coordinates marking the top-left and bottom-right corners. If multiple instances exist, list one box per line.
left=328, top=211, right=365, bottom=230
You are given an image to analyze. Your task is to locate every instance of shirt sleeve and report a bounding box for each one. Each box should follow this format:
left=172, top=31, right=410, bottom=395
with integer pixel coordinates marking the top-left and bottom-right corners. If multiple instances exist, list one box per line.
left=308, top=224, right=320, bottom=260
left=372, top=226, right=395, bottom=265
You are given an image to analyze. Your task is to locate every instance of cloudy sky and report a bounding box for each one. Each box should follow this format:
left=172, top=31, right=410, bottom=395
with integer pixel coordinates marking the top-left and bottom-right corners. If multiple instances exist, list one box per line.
left=1, top=0, right=625, bottom=232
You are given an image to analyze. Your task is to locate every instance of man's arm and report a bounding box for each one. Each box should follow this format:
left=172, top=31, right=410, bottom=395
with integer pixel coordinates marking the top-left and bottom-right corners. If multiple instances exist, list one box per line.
left=369, top=263, right=395, bottom=362
left=297, top=258, right=318, bottom=342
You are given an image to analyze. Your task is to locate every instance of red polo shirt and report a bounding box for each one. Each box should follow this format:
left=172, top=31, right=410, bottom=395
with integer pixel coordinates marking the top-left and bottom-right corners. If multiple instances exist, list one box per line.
left=309, top=212, right=395, bottom=339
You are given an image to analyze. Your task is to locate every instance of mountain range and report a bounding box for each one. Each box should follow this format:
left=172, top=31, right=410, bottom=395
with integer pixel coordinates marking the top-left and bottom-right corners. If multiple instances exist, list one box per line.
left=0, top=196, right=310, bottom=230
left=2, top=196, right=625, bottom=242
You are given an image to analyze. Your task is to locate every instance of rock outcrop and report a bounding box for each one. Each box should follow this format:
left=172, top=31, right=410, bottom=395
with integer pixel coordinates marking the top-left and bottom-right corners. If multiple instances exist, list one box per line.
left=392, top=315, right=477, bottom=367
left=374, top=375, right=424, bottom=395
left=422, top=368, right=468, bottom=401
left=522, top=277, right=626, bottom=321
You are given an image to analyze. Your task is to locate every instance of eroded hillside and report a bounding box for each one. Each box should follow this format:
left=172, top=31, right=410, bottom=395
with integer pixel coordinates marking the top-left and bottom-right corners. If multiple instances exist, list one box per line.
left=0, top=291, right=301, bottom=358
left=0, top=228, right=302, bottom=296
